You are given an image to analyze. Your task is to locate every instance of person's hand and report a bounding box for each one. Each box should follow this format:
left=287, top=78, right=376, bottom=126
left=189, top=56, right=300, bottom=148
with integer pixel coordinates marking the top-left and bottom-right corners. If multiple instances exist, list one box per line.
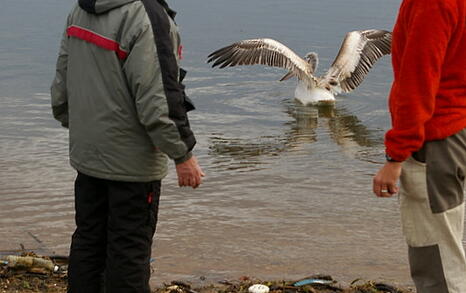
left=373, top=161, right=402, bottom=197
left=175, top=156, right=205, bottom=189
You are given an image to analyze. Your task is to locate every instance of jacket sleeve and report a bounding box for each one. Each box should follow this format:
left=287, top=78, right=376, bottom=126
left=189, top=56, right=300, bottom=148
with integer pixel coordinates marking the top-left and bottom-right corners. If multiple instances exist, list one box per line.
left=123, top=23, right=194, bottom=163
left=50, top=20, right=70, bottom=128
left=385, top=0, right=455, bottom=161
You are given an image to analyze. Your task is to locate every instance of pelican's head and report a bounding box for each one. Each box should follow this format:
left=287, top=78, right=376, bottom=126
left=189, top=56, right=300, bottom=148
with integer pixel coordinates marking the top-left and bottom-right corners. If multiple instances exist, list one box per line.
left=304, top=52, right=318, bottom=62
left=304, top=52, right=319, bottom=73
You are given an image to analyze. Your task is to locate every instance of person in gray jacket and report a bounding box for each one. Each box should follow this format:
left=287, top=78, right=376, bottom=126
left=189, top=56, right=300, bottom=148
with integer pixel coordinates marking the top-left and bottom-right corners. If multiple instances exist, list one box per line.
left=51, top=0, right=204, bottom=292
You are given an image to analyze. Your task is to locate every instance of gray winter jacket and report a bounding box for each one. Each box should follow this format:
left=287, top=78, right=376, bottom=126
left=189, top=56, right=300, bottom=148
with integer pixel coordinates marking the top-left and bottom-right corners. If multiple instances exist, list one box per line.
left=51, top=0, right=196, bottom=182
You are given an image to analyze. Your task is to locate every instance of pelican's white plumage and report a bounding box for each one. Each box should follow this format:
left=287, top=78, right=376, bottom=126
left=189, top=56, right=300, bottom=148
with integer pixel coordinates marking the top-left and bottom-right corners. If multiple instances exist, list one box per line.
left=208, top=30, right=392, bottom=105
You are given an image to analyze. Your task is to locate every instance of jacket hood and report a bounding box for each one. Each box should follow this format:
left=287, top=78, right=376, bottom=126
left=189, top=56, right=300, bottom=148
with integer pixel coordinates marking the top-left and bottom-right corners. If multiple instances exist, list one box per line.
left=78, top=0, right=138, bottom=14
left=79, top=0, right=177, bottom=17
left=155, top=0, right=176, bottom=19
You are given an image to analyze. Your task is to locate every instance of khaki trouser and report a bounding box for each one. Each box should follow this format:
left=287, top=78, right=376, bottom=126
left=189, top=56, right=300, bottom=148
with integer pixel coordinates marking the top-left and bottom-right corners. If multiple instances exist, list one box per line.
left=400, top=129, right=466, bottom=293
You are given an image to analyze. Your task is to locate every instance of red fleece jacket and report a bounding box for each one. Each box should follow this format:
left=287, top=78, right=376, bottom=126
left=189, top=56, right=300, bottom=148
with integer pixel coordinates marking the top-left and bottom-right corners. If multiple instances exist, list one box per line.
left=385, top=0, right=466, bottom=161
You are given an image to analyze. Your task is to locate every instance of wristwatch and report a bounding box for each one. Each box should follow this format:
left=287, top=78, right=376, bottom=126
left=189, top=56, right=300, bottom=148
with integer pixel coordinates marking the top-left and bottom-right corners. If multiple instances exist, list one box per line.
left=385, top=153, right=401, bottom=162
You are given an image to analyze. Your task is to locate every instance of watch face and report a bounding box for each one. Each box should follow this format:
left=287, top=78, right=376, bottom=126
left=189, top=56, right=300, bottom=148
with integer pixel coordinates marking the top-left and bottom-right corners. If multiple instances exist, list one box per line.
left=385, top=154, right=399, bottom=162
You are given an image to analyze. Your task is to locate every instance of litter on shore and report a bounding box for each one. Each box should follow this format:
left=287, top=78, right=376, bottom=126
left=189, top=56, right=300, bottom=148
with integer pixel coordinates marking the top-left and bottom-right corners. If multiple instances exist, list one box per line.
left=0, top=253, right=413, bottom=293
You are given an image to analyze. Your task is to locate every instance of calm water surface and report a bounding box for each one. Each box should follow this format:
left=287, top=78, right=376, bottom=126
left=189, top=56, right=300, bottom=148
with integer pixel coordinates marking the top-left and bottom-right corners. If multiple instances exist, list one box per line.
left=1, top=0, right=464, bottom=288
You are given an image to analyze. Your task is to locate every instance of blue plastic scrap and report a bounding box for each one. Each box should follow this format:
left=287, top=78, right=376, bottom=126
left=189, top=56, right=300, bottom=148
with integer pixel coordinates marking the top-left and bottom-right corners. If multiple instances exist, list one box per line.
left=293, top=279, right=334, bottom=287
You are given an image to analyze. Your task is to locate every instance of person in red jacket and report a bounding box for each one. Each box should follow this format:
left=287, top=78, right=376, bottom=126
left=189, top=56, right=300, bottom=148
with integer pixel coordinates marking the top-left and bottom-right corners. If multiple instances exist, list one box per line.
left=373, top=0, right=466, bottom=292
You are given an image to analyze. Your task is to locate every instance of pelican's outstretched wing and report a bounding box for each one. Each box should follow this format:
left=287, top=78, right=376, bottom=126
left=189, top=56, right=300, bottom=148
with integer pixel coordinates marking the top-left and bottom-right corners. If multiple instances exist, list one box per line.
left=323, top=30, right=392, bottom=93
left=208, top=38, right=317, bottom=83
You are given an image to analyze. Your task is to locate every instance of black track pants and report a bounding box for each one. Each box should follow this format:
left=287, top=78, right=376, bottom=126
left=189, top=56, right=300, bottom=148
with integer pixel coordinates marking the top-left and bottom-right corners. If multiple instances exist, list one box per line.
left=67, top=172, right=161, bottom=293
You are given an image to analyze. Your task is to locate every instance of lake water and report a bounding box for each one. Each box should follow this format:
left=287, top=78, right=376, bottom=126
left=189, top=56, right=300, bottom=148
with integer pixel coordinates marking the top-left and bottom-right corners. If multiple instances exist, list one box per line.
left=1, top=0, right=464, bottom=288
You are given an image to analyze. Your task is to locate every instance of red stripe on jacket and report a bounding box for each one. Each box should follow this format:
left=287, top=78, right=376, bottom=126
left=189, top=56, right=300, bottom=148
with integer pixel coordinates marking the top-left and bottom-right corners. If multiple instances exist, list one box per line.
left=66, top=25, right=128, bottom=60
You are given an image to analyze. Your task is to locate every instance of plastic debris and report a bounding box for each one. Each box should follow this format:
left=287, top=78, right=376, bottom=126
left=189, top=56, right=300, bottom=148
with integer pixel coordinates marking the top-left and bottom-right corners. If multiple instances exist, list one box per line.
left=248, top=284, right=270, bottom=293
left=0, top=255, right=59, bottom=272
left=293, top=278, right=334, bottom=287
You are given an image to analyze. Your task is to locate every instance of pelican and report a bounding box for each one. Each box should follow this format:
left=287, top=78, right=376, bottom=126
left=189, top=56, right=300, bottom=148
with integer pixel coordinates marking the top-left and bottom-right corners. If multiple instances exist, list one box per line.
left=207, top=30, right=392, bottom=105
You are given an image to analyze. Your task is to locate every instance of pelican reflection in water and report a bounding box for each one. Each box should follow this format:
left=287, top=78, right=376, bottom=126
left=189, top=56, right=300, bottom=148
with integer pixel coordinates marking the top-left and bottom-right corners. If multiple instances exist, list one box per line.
left=208, top=102, right=381, bottom=172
